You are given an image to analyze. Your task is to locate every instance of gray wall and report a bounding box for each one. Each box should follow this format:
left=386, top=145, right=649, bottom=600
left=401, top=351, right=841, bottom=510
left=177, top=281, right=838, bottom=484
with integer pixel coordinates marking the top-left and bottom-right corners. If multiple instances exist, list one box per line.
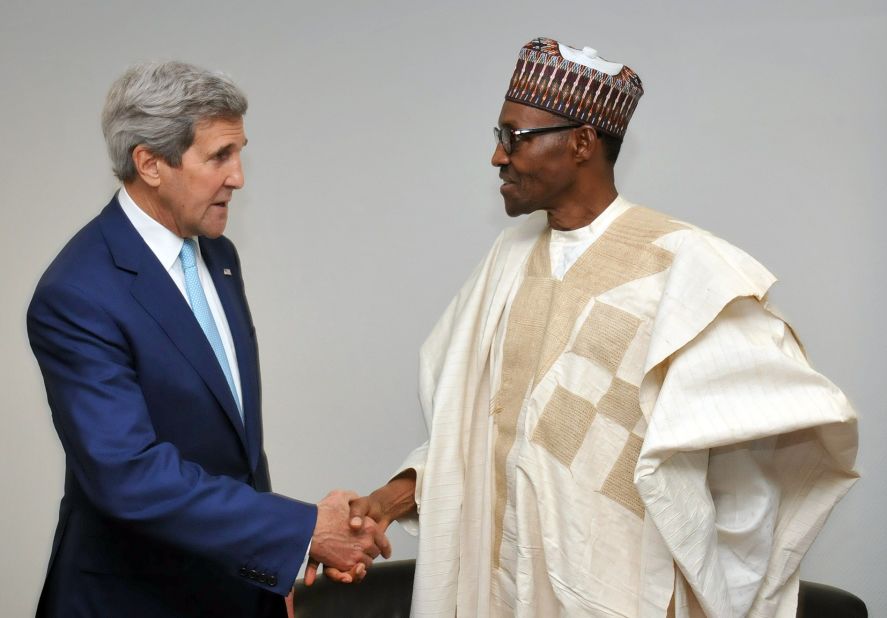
left=2, top=1, right=883, bottom=615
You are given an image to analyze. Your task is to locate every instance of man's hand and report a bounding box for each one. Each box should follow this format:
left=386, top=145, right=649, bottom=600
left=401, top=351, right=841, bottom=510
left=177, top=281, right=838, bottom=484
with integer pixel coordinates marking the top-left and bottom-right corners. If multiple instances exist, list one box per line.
left=306, top=490, right=386, bottom=585
left=304, top=512, right=389, bottom=585
left=308, top=472, right=417, bottom=584
left=351, top=470, right=418, bottom=530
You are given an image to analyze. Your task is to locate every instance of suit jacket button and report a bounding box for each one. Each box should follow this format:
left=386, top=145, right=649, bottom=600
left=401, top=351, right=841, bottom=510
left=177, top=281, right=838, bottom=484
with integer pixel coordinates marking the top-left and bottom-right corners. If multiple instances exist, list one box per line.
left=239, top=566, right=248, bottom=578
left=269, top=575, right=278, bottom=587
left=248, top=569, right=258, bottom=580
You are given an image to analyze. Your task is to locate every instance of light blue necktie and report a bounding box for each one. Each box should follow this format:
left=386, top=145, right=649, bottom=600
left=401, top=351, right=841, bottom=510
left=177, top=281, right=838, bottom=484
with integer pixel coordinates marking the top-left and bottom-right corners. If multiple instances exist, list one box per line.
left=180, top=239, right=243, bottom=422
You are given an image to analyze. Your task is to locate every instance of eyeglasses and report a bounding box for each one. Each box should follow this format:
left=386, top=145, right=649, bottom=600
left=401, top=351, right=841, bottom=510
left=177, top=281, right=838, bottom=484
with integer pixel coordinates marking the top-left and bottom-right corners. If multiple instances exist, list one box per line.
left=493, top=123, right=581, bottom=154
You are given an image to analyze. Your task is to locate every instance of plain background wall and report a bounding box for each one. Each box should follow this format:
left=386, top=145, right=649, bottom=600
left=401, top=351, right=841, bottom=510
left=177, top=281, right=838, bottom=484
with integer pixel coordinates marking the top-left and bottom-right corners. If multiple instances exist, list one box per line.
left=1, top=1, right=883, bottom=615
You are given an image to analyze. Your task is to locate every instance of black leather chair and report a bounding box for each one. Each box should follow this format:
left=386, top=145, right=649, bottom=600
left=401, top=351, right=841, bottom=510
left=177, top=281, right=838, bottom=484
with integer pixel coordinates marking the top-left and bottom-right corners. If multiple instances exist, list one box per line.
left=293, top=560, right=413, bottom=617
left=293, top=559, right=866, bottom=617
left=797, top=581, right=867, bottom=618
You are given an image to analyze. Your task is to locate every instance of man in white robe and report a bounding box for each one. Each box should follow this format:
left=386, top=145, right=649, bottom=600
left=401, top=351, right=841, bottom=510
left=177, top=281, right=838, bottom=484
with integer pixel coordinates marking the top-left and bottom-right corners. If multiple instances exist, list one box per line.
left=315, top=38, right=858, bottom=617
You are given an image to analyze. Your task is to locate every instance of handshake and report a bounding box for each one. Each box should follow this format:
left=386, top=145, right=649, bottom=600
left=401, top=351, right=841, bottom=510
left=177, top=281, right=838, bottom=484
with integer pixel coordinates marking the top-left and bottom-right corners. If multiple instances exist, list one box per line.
left=305, top=470, right=418, bottom=586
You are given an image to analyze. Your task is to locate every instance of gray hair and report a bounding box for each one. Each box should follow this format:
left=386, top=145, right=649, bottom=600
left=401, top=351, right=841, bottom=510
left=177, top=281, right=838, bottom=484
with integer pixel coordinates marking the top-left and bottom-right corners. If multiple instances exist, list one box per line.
left=101, top=61, right=248, bottom=182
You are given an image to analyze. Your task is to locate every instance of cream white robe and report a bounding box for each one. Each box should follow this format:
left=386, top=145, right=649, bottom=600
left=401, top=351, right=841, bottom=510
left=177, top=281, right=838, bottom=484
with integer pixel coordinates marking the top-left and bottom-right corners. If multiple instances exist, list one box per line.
left=398, top=199, right=858, bottom=617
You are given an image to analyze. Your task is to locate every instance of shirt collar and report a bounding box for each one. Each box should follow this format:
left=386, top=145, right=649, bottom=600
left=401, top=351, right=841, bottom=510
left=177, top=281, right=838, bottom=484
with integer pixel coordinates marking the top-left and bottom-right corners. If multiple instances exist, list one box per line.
left=118, top=185, right=199, bottom=271
left=549, top=194, right=630, bottom=245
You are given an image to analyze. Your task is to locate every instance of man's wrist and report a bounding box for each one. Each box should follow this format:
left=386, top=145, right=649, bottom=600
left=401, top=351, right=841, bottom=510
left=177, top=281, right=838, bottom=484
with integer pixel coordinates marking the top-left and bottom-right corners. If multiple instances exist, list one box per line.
left=377, top=472, right=418, bottom=522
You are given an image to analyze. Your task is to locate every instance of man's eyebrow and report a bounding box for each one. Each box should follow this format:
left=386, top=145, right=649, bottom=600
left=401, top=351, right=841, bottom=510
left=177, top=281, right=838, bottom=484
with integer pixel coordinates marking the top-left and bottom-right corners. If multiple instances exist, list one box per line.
left=210, top=138, right=247, bottom=157
left=210, top=144, right=234, bottom=157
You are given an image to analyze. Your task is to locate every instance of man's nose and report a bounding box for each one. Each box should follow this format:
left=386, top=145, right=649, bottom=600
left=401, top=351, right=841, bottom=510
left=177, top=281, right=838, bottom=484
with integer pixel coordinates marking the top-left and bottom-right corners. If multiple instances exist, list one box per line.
left=491, top=142, right=509, bottom=167
left=226, top=158, right=245, bottom=189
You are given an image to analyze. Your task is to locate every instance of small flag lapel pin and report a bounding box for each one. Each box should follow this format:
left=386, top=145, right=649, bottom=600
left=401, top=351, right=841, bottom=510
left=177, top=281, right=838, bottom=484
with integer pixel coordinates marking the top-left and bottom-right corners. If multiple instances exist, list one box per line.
left=223, top=268, right=232, bottom=276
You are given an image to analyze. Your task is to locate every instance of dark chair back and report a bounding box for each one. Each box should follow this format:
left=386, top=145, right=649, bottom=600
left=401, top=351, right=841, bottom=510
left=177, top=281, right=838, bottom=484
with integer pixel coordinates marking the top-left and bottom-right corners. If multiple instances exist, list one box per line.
left=292, top=559, right=867, bottom=617
left=293, top=560, right=414, bottom=617
left=797, top=581, right=867, bottom=618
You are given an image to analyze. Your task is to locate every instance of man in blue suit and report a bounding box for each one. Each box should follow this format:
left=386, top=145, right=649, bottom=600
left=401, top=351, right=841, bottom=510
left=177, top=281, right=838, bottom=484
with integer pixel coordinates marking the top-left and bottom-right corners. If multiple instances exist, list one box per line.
left=27, top=61, right=385, bottom=617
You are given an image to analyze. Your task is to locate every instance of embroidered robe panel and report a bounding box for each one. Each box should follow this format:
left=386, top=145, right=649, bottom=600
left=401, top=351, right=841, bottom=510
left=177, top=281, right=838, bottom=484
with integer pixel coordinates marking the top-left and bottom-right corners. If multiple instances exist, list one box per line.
left=490, top=207, right=688, bottom=615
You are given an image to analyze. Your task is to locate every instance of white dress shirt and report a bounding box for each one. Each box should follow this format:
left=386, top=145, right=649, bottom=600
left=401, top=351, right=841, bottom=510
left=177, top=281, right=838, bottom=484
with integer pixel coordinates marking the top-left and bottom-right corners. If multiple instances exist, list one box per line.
left=548, top=195, right=630, bottom=280
left=118, top=186, right=243, bottom=410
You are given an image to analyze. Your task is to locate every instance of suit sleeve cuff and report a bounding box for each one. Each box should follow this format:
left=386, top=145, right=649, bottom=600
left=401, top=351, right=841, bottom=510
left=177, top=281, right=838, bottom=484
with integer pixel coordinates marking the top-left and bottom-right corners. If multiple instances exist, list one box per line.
left=237, top=496, right=316, bottom=595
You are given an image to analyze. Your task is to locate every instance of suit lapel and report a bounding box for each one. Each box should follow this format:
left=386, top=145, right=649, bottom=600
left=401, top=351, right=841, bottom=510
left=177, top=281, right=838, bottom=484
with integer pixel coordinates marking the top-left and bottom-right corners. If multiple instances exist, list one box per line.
left=201, top=240, right=262, bottom=470
left=98, top=200, right=250, bottom=455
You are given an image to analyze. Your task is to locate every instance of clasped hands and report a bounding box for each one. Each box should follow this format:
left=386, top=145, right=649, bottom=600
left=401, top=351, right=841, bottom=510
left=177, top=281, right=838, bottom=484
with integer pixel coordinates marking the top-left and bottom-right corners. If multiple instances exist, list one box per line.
left=303, top=489, right=390, bottom=586
left=306, top=471, right=417, bottom=585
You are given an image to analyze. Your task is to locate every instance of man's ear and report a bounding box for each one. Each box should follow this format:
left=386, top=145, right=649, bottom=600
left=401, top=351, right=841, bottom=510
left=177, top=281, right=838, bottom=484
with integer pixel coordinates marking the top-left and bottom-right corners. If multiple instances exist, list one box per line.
left=131, top=145, right=163, bottom=188
left=572, top=126, right=599, bottom=163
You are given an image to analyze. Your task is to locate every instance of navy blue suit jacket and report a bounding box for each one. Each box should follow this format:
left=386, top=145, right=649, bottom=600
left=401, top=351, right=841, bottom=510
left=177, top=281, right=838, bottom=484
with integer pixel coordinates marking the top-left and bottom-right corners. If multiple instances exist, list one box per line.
left=28, top=197, right=316, bottom=617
